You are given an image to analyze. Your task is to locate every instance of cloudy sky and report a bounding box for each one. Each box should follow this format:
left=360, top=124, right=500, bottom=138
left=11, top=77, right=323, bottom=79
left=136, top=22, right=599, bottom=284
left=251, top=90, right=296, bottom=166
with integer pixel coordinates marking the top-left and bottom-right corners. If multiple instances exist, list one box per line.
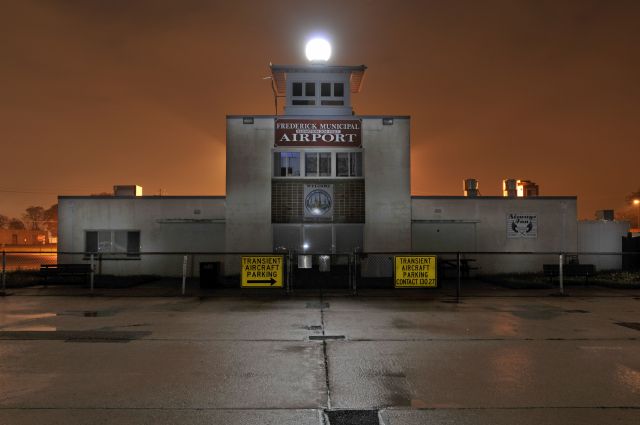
left=1, top=0, right=639, bottom=219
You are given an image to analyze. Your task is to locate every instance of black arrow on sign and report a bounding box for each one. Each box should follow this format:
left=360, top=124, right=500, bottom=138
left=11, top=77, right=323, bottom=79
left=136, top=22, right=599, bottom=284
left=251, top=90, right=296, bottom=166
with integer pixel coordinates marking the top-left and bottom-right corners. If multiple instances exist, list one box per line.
left=247, top=278, right=277, bottom=285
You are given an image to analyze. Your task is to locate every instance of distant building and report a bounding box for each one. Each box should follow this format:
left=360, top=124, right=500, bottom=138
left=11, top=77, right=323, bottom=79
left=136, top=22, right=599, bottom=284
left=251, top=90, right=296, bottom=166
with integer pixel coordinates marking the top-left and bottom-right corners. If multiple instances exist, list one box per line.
left=0, top=229, right=50, bottom=246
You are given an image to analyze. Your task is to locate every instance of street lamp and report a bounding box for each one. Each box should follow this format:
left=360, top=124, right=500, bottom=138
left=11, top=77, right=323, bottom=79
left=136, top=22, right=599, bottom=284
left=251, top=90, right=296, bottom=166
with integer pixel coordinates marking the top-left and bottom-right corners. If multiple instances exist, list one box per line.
left=634, top=199, right=640, bottom=229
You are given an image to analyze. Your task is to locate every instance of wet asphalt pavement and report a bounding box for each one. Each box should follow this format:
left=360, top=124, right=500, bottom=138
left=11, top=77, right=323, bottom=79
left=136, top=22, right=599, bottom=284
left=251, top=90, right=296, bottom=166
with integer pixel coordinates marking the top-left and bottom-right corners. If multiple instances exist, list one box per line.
left=0, top=294, right=639, bottom=424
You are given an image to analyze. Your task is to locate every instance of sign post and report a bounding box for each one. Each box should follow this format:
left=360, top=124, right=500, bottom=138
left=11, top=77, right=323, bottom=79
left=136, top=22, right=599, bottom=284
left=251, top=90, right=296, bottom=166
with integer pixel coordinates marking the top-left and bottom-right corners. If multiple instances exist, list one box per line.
left=241, top=256, right=284, bottom=288
left=394, top=255, right=437, bottom=288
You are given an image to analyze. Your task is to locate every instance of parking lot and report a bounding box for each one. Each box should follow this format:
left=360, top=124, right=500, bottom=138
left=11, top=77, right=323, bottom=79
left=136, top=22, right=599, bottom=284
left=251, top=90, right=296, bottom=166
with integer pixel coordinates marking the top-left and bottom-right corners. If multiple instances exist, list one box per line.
left=0, top=292, right=639, bottom=424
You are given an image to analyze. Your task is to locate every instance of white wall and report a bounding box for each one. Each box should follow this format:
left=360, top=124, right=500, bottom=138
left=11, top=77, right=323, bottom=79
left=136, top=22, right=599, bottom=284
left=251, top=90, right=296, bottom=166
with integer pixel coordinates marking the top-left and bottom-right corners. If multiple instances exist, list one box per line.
left=578, top=220, right=629, bottom=270
left=411, top=197, right=578, bottom=274
left=225, top=117, right=273, bottom=253
left=363, top=117, right=412, bottom=253
left=58, top=197, right=225, bottom=276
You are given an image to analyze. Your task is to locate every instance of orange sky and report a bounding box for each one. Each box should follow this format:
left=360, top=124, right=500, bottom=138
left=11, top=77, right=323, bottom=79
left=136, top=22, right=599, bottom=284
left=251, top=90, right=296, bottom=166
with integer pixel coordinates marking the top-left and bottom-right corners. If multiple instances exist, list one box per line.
left=1, top=0, right=639, bottom=220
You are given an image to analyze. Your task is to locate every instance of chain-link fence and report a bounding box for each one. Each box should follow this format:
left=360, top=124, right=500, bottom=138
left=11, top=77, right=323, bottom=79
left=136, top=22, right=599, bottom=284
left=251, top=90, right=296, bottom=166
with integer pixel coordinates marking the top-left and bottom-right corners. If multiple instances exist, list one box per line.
left=1, top=250, right=639, bottom=296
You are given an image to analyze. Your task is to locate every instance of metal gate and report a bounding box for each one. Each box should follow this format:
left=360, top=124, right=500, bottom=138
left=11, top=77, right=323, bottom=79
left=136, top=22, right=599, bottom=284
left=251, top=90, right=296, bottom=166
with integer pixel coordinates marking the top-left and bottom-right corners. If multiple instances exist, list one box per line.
left=288, top=253, right=354, bottom=293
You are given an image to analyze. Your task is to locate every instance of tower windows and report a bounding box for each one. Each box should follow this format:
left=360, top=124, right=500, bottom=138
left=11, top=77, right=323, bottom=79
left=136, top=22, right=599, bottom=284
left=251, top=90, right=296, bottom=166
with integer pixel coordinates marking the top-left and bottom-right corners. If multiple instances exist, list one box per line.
left=291, top=81, right=345, bottom=106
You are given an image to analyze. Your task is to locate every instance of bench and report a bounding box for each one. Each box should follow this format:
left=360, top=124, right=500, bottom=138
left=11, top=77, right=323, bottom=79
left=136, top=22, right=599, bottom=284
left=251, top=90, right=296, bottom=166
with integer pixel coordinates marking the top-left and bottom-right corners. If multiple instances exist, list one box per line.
left=543, top=264, right=595, bottom=283
left=40, top=264, right=92, bottom=285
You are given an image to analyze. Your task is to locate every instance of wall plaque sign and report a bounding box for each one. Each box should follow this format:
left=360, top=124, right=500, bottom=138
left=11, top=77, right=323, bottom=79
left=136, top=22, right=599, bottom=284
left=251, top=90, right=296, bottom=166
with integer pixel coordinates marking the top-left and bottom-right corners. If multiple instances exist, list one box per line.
left=275, top=119, right=362, bottom=147
left=507, top=213, right=538, bottom=239
left=304, top=184, right=334, bottom=219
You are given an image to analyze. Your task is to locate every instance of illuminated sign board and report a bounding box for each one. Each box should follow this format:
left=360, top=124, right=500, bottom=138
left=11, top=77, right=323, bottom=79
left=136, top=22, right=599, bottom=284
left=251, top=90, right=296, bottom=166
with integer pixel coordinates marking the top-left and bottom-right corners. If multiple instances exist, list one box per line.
left=394, top=255, right=438, bottom=288
left=275, top=119, right=362, bottom=147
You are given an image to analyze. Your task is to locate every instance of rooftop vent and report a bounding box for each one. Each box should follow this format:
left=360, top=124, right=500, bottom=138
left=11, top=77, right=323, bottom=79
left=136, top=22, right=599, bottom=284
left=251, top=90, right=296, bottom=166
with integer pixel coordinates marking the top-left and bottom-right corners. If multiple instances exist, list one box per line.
left=502, top=179, right=539, bottom=198
left=595, top=210, right=614, bottom=221
left=463, top=179, right=479, bottom=197
left=113, top=185, right=143, bottom=197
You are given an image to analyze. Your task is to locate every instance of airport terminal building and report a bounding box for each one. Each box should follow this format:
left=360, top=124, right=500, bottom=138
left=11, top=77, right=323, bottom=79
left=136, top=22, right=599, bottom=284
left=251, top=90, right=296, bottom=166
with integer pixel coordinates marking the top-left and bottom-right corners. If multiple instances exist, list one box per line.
left=58, top=59, right=626, bottom=277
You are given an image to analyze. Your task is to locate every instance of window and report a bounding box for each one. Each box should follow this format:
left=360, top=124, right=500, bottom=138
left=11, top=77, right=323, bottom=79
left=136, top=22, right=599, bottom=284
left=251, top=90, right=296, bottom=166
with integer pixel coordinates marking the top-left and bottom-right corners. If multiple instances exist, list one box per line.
left=319, top=82, right=345, bottom=106
left=305, top=82, right=315, bottom=96
left=292, top=82, right=303, bottom=97
left=273, top=152, right=300, bottom=176
left=336, top=152, right=363, bottom=177
left=85, top=230, right=140, bottom=256
left=333, top=83, right=344, bottom=97
left=321, top=83, right=331, bottom=97
left=274, top=150, right=362, bottom=178
left=305, top=152, right=331, bottom=177
left=291, top=82, right=316, bottom=106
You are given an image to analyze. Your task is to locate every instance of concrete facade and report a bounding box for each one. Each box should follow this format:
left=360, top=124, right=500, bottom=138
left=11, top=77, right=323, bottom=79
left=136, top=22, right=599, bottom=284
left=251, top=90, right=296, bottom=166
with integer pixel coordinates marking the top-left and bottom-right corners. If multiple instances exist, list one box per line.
left=411, top=196, right=578, bottom=274
left=58, top=196, right=225, bottom=276
left=578, top=220, right=630, bottom=270
left=363, top=117, right=411, bottom=252
left=225, top=117, right=274, bottom=253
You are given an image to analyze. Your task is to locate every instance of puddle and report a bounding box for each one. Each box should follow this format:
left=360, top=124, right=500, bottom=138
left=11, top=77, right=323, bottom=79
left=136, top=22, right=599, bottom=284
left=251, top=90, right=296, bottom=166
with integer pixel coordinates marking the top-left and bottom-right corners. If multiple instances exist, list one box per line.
left=509, top=304, right=563, bottom=320
left=2, top=325, right=57, bottom=331
left=0, top=330, right=151, bottom=343
left=7, top=312, right=57, bottom=320
left=615, top=322, right=640, bottom=332
left=325, top=410, right=379, bottom=425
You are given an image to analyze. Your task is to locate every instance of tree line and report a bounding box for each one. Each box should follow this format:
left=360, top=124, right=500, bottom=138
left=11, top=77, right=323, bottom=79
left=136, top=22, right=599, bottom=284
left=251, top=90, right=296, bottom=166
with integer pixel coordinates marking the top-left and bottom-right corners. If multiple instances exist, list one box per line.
left=0, top=204, right=58, bottom=234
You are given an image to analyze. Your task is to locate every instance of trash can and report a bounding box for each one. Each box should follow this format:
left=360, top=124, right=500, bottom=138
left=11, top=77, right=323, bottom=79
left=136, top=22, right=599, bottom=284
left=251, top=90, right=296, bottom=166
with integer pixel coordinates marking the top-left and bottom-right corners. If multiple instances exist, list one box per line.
left=199, top=262, right=221, bottom=288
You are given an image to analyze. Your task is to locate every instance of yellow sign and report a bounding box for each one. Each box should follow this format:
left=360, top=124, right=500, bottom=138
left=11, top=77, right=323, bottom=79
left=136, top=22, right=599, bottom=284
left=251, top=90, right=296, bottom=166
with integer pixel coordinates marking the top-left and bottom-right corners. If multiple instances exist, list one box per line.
left=241, top=256, right=284, bottom=288
left=394, top=255, right=437, bottom=288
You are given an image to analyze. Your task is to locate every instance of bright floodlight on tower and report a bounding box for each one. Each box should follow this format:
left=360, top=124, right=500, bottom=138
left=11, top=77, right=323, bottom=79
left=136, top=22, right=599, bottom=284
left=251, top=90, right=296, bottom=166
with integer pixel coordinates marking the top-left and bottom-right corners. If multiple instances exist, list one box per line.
left=305, top=38, right=331, bottom=62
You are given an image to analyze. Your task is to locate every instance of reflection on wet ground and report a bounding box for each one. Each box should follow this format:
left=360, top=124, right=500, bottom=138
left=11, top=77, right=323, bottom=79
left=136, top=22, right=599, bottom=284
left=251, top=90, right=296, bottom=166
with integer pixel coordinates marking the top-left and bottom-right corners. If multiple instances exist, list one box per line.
left=0, top=295, right=638, bottom=424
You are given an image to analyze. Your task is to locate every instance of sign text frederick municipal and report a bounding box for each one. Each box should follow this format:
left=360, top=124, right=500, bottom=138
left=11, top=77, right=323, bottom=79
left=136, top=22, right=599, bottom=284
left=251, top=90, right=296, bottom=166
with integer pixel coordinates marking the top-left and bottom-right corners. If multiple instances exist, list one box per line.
left=275, top=119, right=362, bottom=147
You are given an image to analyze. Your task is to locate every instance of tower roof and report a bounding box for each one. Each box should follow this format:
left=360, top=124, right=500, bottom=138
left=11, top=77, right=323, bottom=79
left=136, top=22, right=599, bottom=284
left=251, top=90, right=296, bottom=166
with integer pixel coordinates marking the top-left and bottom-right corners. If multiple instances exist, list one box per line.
left=269, top=64, right=367, bottom=96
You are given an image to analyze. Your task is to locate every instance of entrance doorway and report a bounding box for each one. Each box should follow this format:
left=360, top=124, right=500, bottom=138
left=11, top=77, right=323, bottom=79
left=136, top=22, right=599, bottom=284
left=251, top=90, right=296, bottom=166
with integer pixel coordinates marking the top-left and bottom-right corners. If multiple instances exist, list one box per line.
left=273, top=223, right=362, bottom=291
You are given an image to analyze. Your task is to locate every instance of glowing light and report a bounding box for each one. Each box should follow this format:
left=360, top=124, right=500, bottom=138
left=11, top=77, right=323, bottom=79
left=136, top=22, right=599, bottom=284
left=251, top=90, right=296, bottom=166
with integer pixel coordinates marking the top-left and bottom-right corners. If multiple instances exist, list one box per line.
left=305, top=38, right=331, bottom=62
left=303, top=243, right=310, bottom=250
left=634, top=199, right=640, bottom=205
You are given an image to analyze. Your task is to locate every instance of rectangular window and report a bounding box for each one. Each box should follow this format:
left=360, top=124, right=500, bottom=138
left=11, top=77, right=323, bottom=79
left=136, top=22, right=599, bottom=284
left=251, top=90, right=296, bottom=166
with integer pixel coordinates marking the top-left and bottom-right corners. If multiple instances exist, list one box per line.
left=321, top=82, right=331, bottom=97
left=305, top=152, right=331, bottom=177
left=273, top=152, right=300, bottom=176
left=305, top=82, right=315, bottom=96
left=85, top=231, right=98, bottom=253
left=98, top=230, right=111, bottom=252
left=334, top=83, right=344, bottom=97
left=292, top=82, right=302, bottom=97
left=126, top=231, right=141, bottom=257
left=113, top=231, right=128, bottom=253
left=336, top=152, right=363, bottom=177
left=291, top=82, right=316, bottom=105
left=319, top=152, right=331, bottom=176
left=85, top=230, right=141, bottom=256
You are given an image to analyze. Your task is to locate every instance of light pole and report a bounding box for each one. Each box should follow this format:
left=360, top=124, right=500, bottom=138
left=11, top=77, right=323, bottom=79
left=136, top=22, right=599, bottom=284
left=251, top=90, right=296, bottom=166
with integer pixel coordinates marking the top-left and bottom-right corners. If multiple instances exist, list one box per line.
left=634, top=199, right=640, bottom=229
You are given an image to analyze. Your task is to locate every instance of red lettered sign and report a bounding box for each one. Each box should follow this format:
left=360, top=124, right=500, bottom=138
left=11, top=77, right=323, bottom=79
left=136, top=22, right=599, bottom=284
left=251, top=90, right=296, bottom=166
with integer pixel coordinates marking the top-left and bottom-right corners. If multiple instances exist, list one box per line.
left=275, top=119, right=362, bottom=147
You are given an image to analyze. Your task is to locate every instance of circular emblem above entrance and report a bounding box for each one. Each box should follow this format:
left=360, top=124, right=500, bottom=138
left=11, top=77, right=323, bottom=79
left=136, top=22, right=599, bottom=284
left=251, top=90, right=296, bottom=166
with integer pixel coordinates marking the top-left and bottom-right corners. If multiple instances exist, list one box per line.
left=305, top=189, right=332, bottom=216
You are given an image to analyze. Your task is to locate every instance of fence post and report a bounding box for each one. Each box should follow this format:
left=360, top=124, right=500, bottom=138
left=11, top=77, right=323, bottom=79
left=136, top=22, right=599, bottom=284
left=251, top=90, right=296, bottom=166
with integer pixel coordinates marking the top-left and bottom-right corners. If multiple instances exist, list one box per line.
left=456, top=252, right=461, bottom=303
left=181, top=255, right=188, bottom=295
left=287, top=251, right=292, bottom=294
left=352, top=253, right=358, bottom=296
left=1, top=250, right=6, bottom=293
left=558, top=253, right=564, bottom=295
left=90, top=254, right=95, bottom=293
